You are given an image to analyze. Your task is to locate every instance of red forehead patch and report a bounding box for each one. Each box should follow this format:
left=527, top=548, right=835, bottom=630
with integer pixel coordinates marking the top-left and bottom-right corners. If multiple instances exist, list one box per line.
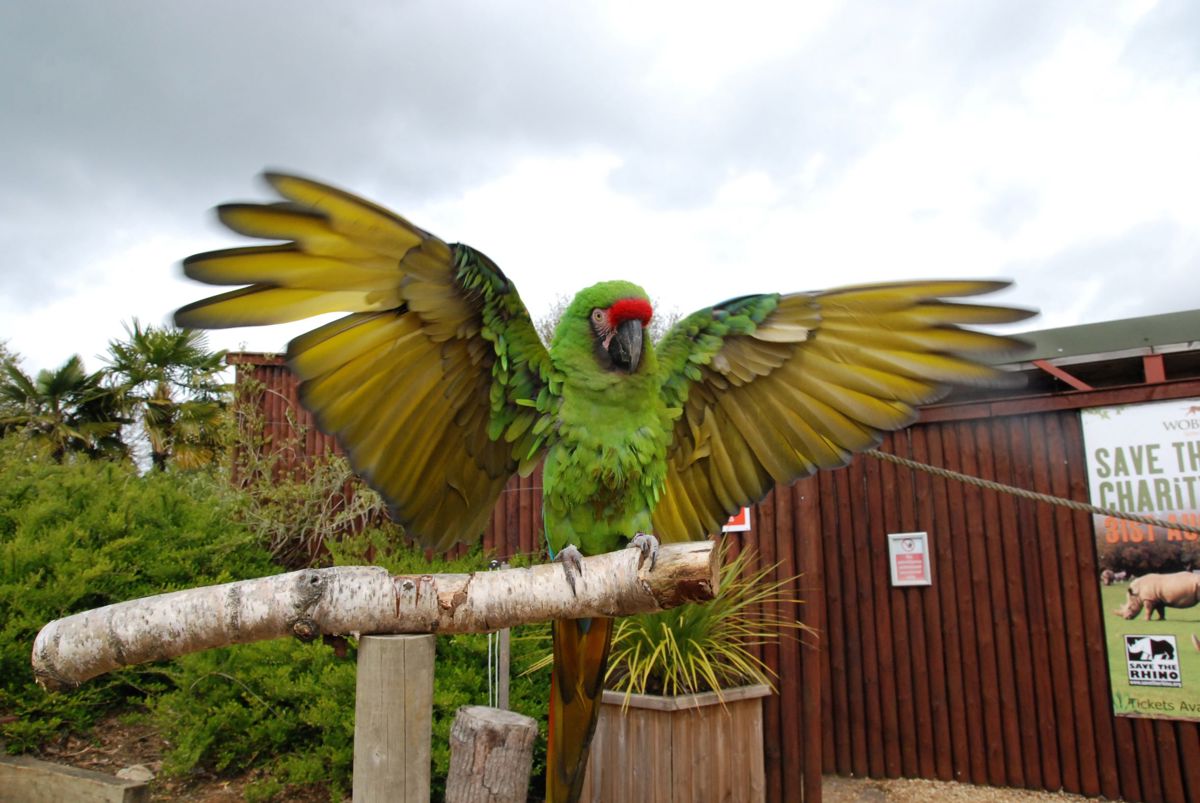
left=608, top=298, right=653, bottom=327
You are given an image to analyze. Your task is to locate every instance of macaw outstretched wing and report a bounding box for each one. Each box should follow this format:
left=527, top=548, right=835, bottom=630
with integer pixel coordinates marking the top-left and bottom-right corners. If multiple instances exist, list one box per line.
left=652, top=281, right=1035, bottom=541
left=176, top=173, right=555, bottom=550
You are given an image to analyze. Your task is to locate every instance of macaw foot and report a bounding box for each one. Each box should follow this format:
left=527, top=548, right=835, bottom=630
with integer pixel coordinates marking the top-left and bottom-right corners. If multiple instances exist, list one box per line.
left=555, top=543, right=584, bottom=597
left=628, top=532, right=659, bottom=571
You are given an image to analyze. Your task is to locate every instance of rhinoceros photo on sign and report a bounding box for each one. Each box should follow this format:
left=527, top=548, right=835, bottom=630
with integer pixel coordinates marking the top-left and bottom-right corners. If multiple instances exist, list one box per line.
left=1082, top=398, right=1200, bottom=721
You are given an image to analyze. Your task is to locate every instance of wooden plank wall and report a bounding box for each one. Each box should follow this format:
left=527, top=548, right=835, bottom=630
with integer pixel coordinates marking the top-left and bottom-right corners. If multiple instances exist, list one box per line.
left=233, top=353, right=1200, bottom=803
left=808, top=393, right=1200, bottom=803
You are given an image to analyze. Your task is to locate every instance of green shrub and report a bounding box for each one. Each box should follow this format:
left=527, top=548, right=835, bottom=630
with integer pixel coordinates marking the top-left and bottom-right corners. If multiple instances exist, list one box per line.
left=0, top=440, right=273, bottom=750
left=233, top=453, right=397, bottom=570
left=150, top=637, right=356, bottom=801
left=0, top=439, right=552, bottom=800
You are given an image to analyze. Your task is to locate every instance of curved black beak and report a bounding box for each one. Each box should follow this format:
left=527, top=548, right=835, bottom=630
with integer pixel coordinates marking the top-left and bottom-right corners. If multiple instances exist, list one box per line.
left=608, top=318, right=644, bottom=373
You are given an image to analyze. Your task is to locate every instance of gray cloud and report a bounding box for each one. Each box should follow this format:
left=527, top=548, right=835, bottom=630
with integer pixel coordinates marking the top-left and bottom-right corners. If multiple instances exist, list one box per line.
left=605, top=0, right=1084, bottom=207
left=1123, top=0, right=1200, bottom=74
left=1006, top=219, right=1200, bottom=326
left=2, top=0, right=1088, bottom=218
left=1, top=0, right=1196, bottom=368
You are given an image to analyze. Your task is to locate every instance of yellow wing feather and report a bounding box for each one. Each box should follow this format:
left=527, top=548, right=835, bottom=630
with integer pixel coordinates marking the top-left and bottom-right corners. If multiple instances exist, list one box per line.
left=184, top=246, right=398, bottom=289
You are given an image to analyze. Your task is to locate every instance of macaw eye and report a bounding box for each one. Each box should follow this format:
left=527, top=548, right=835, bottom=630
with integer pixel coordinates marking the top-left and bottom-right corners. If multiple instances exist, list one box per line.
left=591, top=309, right=605, bottom=324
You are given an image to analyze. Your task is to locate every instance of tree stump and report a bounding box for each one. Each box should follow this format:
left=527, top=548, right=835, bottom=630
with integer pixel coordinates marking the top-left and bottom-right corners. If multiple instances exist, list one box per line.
left=445, top=706, right=538, bottom=803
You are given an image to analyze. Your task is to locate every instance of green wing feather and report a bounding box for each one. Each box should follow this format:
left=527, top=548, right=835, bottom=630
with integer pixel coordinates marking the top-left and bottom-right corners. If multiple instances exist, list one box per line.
left=175, top=172, right=557, bottom=549
left=652, top=281, right=1035, bottom=541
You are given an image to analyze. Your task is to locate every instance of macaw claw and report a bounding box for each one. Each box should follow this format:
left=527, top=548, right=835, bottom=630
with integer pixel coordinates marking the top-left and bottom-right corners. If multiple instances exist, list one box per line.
left=555, top=544, right=584, bottom=596
left=629, top=532, right=659, bottom=571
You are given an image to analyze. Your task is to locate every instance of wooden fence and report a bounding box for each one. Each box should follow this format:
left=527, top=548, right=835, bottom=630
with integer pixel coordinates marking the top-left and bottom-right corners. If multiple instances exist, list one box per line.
left=231, top=351, right=1200, bottom=803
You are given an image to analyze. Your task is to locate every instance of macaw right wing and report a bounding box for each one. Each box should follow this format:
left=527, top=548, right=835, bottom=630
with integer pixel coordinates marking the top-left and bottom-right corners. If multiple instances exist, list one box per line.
left=176, top=173, right=556, bottom=550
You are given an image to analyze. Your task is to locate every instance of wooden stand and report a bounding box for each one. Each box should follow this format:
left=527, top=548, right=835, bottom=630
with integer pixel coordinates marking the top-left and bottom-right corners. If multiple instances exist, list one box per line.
left=445, top=706, right=537, bottom=802
left=353, top=634, right=435, bottom=802
left=578, top=685, right=770, bottom=802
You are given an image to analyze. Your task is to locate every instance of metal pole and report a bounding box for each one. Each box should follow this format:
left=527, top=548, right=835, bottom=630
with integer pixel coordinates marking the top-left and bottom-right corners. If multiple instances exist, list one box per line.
left=487, top=560, right=511, bottom=710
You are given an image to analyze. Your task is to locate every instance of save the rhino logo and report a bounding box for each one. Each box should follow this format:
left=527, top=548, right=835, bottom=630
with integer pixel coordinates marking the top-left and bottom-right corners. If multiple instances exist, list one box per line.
left=1124, top=635, right=1182, bottom=687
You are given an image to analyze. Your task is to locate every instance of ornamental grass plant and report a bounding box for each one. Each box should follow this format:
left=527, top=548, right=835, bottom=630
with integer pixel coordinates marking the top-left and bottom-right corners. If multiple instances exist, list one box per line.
left=525, top=540, right=809, bottom=698
left=605, top=541, right=809, bottom=697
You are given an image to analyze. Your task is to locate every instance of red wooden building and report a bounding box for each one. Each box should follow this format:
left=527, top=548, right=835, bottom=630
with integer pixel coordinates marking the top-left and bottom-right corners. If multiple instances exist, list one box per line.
left=230, top=308, right=1200, bottom=803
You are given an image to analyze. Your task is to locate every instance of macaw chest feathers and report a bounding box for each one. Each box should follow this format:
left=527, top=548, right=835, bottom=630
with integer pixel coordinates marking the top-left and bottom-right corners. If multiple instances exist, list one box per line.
left=555, top=441, right=655, bottom=504
left=543, top=421, right=669, bottom=541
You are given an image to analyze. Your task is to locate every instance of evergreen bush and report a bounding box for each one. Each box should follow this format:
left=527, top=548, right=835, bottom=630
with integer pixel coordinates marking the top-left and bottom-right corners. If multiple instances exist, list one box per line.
left=0, top=439, right=551, bottom=800
left=0, top=440, right=272, bottom=750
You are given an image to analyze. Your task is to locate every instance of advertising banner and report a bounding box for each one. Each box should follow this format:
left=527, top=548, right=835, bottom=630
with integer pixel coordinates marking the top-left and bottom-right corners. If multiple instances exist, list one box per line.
left=1081, top=397, right=1200, bottom=720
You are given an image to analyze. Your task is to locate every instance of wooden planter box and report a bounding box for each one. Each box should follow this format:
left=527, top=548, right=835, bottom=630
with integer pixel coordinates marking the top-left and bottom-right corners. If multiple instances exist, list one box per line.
left=578, top=684, right=770, bottom=803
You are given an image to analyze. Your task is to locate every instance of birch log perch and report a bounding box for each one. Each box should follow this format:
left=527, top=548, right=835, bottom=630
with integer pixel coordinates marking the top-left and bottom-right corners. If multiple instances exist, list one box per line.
left=33, top=540, right=717, bottom=691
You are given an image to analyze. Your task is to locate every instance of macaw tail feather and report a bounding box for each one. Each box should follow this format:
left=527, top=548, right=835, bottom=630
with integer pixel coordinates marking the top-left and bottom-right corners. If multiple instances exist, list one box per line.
left=547, top=616, right=614, bottom=803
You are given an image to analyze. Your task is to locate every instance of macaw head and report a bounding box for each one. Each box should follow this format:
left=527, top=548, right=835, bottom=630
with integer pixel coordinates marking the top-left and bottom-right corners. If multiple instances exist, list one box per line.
left=551, top=280, right=653, bottom=374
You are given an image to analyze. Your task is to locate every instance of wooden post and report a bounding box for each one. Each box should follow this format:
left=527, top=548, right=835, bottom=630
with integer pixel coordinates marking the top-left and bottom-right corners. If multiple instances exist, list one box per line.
left=445, top=706, right=537, bottom=803
left=354, top=634, right=435, bottom=802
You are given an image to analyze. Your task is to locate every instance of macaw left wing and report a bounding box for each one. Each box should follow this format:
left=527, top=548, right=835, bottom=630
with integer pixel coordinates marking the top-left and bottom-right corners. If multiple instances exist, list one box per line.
left=652, top=281, right=1034, bottom=541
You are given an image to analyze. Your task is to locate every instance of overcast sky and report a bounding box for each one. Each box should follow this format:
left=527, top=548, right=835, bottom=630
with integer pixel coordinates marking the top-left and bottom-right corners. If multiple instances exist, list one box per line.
left=2, top=0, right=1198, bottom=374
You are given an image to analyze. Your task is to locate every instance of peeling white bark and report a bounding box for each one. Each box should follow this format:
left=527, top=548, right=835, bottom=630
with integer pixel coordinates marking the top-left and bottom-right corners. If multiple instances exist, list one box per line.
left=33, top=541, right=717, bottom=691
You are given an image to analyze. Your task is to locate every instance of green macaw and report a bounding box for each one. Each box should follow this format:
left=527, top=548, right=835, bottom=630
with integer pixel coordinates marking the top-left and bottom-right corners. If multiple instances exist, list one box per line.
left=175, top=172, right=1033, bottom=802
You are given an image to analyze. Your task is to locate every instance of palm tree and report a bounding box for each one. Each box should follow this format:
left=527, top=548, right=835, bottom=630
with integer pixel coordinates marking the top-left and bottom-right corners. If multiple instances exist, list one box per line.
left=0, top=355, right=128, bottom=461
left=104, top=321, right=227, bottom=471
left=0, top=341, right=18, bottom=437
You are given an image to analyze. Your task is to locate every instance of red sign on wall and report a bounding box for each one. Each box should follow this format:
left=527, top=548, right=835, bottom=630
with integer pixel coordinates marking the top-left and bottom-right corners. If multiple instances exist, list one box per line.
left=887, top=532, right=931, bottom=586
left=722, top=507, right=751, bottom=532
